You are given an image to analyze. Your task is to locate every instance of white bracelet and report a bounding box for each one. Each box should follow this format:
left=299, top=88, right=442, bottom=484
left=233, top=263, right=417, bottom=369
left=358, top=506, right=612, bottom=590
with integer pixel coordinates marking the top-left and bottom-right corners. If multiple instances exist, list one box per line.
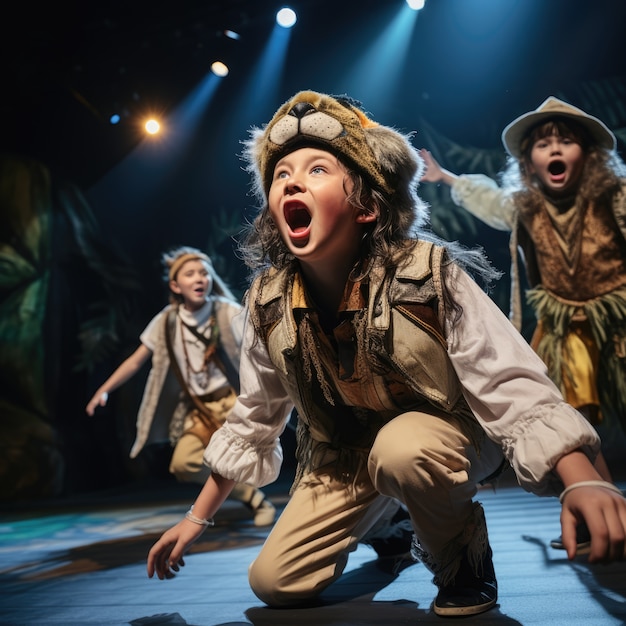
left=559, top=480, right=624, bottom=504
left=185, top=506, right=215, bottom=527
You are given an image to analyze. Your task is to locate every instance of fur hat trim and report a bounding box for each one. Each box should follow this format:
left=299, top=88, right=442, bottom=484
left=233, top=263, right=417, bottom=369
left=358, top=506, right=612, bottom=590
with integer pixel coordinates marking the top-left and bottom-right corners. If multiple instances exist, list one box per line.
left=243, top=90, right=422, bottom=200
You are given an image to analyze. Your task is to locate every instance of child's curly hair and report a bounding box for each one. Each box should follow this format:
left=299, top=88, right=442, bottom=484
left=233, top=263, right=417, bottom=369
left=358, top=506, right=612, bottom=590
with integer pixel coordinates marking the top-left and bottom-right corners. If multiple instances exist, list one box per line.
left=499, top=118, right=626, bottom=210
left=237, top=158, right=424, bottom=278
left=237, top=155, right=500, bottom=320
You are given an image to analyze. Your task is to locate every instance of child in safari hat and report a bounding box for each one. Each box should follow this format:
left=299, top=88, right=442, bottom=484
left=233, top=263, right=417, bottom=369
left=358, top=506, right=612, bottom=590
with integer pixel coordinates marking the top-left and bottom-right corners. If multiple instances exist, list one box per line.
left=420, top=97, right=626, bottom=493
left=147, top=92, right=626, bottom=618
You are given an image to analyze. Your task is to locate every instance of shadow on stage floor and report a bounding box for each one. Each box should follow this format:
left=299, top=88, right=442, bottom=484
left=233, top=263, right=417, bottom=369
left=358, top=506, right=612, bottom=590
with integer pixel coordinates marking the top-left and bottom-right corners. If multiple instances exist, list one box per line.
left=1, top=466, right=626, bottom=625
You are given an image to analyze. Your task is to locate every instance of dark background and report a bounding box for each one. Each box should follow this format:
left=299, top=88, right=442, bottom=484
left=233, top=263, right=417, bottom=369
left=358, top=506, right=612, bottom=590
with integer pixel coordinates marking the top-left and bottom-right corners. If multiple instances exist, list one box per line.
left=2, top=0, right=626, bottom=500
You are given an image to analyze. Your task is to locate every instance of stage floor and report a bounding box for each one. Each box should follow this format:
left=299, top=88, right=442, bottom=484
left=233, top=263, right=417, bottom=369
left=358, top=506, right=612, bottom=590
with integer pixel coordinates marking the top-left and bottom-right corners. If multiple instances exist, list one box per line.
left=2, top=471, right=626, bottom=626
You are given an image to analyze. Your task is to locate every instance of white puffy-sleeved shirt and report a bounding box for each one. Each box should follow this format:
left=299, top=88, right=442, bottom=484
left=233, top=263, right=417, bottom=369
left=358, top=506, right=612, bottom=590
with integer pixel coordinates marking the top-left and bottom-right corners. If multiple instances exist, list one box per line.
left=450, top=174, right=516, bottom=231
left=204, top=265, right=600, bottom=494
left=130, top=297, right=244, bottom=458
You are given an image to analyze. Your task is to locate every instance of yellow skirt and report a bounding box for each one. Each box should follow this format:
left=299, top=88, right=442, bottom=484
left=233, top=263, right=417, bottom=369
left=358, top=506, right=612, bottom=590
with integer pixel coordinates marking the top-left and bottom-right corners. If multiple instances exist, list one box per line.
left=531, top=319, right=601, bottom=424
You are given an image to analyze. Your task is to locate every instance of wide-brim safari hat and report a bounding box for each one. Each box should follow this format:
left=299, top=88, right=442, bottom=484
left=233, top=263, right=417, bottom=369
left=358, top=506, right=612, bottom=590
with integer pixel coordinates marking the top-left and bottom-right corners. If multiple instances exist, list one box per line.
left=501, top=96, right=616, bottom=158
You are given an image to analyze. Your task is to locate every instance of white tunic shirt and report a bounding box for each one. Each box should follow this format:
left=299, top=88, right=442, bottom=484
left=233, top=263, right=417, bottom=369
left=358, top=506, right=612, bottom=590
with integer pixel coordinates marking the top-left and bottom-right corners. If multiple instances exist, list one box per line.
left=204, top=265, right=600, bottom=495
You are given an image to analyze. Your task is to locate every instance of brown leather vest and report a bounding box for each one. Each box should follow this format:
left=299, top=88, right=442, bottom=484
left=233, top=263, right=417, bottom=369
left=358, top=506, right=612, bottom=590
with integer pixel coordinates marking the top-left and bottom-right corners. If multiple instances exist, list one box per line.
left=519, top=199, right=626, bottom=301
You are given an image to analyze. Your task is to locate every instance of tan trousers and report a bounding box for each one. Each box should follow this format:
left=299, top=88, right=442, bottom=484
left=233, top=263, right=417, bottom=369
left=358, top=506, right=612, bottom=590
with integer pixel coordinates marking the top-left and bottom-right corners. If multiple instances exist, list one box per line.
left=169, top=390, right=257, bottom=505
left=249, top=410, right=503, bottom=607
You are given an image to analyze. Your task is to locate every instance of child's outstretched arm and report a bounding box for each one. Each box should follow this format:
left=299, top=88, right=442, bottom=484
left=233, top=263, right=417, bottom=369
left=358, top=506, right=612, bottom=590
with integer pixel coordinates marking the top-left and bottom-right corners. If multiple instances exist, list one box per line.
left=418, top=149, right=459, bottom=187
left=85, top=344, right=152, bottom=415
left=555, top=450, right=626, bottom=562
left=147, top=472, right=235, bottom=580
left=443, top=266, right=625, bottom=563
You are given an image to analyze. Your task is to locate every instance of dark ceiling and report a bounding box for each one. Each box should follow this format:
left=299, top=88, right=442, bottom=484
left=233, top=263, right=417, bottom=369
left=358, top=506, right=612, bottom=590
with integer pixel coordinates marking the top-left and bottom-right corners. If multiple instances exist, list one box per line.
left=6, top=1, right=285, bottom=115
left=4, top=0, right=292, bottom=184
left=4, top=0, right=626, bottom=190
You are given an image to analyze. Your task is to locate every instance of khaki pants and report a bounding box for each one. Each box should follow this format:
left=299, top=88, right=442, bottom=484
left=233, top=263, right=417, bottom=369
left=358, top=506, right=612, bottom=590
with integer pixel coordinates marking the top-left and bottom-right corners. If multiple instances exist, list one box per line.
left=169, top=389, right=257, bottom=505
left=249, top=410, right=503, bottom=607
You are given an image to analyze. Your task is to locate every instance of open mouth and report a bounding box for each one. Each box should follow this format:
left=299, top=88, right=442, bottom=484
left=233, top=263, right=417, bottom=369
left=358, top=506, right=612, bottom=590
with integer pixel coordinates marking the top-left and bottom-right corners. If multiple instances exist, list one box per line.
left=284, top=203, right=311, bottom=234
left=548, top=160, right=566, bottom=175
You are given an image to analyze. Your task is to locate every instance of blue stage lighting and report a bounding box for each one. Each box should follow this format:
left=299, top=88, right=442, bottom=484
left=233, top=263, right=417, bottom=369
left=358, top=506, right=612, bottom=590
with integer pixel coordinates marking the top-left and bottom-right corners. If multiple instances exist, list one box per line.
left=276, top=7, right=297, bottom=28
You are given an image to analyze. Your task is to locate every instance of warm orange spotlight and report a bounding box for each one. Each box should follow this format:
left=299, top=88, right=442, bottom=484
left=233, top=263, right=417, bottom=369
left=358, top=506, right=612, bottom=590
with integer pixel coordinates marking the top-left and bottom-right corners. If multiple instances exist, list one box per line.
left=144, top=118, right=161, bottom=135
left=211, top=61, right=229, bottom=77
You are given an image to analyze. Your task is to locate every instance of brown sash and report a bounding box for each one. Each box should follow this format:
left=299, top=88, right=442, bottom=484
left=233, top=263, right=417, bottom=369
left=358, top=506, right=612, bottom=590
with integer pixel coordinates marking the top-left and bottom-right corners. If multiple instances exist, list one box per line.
left=164, top=309, right=222, bottom=438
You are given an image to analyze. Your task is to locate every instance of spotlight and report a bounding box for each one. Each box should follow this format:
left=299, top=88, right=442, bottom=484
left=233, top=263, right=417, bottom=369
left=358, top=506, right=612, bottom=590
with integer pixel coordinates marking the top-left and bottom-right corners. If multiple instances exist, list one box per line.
left=211, top=61, right=229, bottom=77
left=144, top=119, right=160, bottom=135
left=109, top=114, right=121, bottom=125
left=276, top=7, right=297, bottom=28
left=406, top=0, right=425, bottom=9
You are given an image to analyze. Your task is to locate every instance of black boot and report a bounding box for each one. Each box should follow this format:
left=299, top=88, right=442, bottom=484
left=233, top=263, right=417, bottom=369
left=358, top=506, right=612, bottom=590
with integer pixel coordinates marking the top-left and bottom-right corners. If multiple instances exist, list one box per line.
left=412, top=502, right=498, bottom=617
left=550, top=522, right=591, bottom=555
left=432, top=542, right=497, bottom=617
left=361, top=504, right=414, bottom=559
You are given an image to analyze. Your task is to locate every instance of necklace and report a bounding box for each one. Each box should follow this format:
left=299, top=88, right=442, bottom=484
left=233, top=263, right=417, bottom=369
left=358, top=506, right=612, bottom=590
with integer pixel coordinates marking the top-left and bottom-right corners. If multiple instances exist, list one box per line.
left=180, top=315, right=217, bottom=390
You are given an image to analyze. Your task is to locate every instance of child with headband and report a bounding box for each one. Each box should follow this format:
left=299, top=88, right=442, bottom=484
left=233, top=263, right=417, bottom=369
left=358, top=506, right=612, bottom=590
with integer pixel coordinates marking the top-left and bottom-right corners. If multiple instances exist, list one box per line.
left=87, top=246, right=276, bottom=527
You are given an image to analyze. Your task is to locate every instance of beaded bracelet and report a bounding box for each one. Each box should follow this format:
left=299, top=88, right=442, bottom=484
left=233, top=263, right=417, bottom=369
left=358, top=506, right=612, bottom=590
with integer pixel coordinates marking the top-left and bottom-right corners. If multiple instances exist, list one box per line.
left=185, top=506, right=215, bottom=527
left=559, top=480, right=624, bottom=504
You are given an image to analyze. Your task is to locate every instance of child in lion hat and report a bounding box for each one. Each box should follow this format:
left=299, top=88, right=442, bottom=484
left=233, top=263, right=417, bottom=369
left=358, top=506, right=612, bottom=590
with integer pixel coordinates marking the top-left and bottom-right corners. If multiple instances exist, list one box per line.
left=147, top=91, right=626, bottom=618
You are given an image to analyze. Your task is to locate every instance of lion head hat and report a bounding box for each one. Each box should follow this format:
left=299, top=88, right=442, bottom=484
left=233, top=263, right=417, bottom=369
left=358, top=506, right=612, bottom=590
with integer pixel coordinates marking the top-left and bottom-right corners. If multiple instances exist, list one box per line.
left=242, top=90, right=427, bottom=228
